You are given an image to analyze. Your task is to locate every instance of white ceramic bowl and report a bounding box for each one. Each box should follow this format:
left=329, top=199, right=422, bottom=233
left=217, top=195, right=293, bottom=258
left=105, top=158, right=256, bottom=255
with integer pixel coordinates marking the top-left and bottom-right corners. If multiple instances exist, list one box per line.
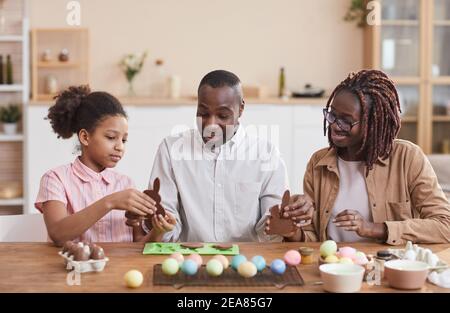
left=384, top=260, right=429, bottom=290
left=319, top=263, right=365, bottom=293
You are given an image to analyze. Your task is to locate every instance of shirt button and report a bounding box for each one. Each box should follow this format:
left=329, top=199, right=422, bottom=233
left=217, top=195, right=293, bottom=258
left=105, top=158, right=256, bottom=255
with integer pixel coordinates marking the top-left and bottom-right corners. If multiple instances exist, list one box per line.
left=373, top=203, right=376, bottom=207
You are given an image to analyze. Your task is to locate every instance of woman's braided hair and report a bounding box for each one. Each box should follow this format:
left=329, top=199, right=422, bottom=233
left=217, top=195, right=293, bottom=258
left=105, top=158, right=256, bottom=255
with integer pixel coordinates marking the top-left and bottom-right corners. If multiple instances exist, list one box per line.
left=324, top=69, right=402, bottom=172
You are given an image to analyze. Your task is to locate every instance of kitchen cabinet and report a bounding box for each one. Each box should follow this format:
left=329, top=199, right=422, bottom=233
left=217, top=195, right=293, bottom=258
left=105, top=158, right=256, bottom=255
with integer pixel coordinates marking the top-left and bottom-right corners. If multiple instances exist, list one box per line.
left=364, top=0, right=450, bottom=154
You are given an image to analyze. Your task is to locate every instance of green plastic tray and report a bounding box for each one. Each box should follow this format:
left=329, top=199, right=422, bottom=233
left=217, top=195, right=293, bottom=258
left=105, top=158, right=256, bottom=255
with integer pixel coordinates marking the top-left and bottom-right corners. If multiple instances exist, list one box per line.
left=143, top=242, right=239, bottom=255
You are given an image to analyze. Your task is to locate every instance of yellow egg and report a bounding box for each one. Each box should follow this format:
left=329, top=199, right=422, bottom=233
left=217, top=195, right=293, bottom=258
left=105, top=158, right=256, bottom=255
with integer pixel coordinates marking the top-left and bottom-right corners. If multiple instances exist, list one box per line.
left=339, top=257, right=354, bottom=264
left=124, top=270, right=144, bottom=288
left=324, top=255, right=339, bottom=263
left=212, top=255, right=229, bottom=269
left=237, top=261, right=257, bottom=278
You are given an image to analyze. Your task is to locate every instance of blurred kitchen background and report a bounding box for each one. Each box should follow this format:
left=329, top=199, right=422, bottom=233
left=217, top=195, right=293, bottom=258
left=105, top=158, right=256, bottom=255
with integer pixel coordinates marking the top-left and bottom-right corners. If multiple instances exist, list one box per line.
left=0, top=0, right=449, bottom=216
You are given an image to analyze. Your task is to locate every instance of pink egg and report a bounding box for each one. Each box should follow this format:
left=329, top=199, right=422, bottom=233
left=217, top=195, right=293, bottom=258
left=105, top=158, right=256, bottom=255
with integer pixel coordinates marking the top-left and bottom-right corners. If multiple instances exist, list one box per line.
left=169, top=252, right=184, bottom=265
left=284, top=250, right=301, bottom=266
left=186, top=253, right=203, bottom=267
left=353, top=253, right=369, bottom=265
left=337, top=246, right=356, bottom=259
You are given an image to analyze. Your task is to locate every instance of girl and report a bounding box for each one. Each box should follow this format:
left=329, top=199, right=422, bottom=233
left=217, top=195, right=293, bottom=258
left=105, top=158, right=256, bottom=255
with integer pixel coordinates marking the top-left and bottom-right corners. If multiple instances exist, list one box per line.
left=35, top=85, right=176, bottom=246
left=266, top=69, right=450, bottom=245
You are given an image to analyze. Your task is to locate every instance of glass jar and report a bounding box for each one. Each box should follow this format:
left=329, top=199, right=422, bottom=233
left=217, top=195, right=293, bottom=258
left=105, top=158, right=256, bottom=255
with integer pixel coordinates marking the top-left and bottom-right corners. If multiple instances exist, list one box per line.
left=375, top=250, right=394, bottom=278
left=299, top=247, right=315, bottom=265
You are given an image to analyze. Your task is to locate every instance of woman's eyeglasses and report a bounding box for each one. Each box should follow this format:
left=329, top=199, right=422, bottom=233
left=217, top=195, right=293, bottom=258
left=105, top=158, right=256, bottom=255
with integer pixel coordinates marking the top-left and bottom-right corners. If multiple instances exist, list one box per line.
left=323, top=108, right=360, bottom=132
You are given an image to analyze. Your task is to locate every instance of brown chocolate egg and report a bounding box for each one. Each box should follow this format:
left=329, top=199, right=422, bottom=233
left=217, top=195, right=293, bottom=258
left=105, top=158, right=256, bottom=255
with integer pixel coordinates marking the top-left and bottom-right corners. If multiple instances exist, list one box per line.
left=91, top=246, right=105, bottom=260
left=68, top=242, right=83, bottom=256
left=73, top=245, right=91, bottom=261
left=62, top=241, right=75, bottom=254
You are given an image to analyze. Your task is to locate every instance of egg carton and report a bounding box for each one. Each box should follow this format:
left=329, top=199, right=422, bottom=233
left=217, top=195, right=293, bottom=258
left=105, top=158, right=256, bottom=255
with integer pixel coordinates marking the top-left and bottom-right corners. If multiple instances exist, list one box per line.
left=387, top=241, right=448, bottom=272
left=59, top=251, right=109, bottom=273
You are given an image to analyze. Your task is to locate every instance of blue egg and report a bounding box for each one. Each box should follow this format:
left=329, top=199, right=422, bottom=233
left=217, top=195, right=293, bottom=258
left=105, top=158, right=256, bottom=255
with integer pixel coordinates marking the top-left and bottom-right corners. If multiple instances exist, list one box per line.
left=251, top=255, right=266, bottom=272
left=181, top=259, right=198, bottom=276
left=270, top=259, right=286, bottom=275
left=231, top=254, right=247, bottom=270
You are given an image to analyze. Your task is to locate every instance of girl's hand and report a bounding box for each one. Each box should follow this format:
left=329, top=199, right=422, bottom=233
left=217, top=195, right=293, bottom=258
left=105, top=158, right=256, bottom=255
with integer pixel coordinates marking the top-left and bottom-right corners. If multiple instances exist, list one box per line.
left=333, top=209, right=387, bottom=240
left=106, top=189, right=156, bottom=216
left=281, top=194, right=314, bottom=227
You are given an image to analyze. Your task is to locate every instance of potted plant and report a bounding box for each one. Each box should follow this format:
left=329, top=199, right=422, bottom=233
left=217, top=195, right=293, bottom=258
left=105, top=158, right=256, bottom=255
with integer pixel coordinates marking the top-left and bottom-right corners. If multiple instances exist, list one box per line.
left=343, top=0, right=367, bottom=28
left=119, top=51, right=148, bottom=96
left=0, top=104, right=22, bottom=135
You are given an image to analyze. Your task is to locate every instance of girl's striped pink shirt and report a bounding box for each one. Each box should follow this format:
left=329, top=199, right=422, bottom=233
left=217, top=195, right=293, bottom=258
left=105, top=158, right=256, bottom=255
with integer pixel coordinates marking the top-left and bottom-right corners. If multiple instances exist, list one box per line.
left=35, top=157, right=134, bottom=243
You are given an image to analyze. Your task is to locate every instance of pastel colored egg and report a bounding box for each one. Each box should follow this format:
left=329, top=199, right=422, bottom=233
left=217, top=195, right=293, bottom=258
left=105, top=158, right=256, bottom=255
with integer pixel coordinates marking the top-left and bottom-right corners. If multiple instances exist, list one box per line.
left=212, top=255, right=229, bottom=269
left=124, top=270, right=144, bottom=288
left=270, top=259, right=286, bottom=275
left=324, top=255, right=340, bottom=263
left=186, top=253, right=203, bottom=267
left=320, top=240, right=337, bottom=258
left=206, top=259, right=224, bottom=277
left=251, top=255, right=266, bottom=272
left=181, top=259, right=198, bottom=276
left=169, top=252, right=184, bottom=265
left=337, top=246, right=357, bottom=259
left=339, top=257, right=354, bottom=264
left=404, top=250, right=417, bottom=261
left=284, top=250, right=301, bottom=266
left=238, top=261, right=257, bottom=278
left=353, top=252, right=369, bottom=265
left=162, top=258, right=179, bottom=276
left=231, top=255, right=247, bottom=271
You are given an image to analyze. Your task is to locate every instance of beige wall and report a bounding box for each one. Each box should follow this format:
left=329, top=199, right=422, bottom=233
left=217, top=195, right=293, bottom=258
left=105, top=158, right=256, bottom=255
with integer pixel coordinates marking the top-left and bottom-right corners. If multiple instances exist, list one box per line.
left=29, top=0, right=363, bottom=97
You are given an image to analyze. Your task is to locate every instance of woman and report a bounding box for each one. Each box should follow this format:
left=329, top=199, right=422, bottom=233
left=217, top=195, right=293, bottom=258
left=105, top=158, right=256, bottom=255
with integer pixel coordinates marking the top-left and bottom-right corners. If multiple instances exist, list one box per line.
left=266, top=69, right=450, bottom=245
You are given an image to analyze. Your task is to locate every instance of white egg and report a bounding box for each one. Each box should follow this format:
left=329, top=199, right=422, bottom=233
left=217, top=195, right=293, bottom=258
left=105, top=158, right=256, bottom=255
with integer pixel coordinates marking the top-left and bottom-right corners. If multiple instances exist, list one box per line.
left=404, top=249, right=417, bottom=261
left=405, top=241, right=413, bottom=251
left=427, top=253, right=439, bottom=267
left=417, top=248, right=425, bottom=261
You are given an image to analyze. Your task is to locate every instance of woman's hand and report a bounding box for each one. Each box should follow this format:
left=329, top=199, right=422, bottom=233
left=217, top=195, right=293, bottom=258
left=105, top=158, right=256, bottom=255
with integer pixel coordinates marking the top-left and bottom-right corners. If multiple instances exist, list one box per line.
left=106, top=189, right=156, bottom=216
left=282, top=194, right=314, bottom=227
left=264, top=194, right=314, bottom=241
left=333, top=209, right=387, bottom=240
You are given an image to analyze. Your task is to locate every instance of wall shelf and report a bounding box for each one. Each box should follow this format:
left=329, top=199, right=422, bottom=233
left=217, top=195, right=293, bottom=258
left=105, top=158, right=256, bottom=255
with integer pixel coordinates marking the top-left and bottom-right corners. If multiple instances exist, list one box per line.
left=0, top=35, right=23, bottom=42
left=0, top=0, right=29, bottom=215
left=433, top=116, right=450, bottom=122
left=382, top=20, right=420, bottom=26
left=0, top=198, right=24, bottom=206
left=401, top=116, right=418, bottom=123
left=31, top=28, right=89, bottom=101
left=0, top=85, right=24, bottom=92
left=0, top=134, right=24, bottom=142
left=37, top=61, right=81, bottom=68
left=434, top=20, right=450, bottom=26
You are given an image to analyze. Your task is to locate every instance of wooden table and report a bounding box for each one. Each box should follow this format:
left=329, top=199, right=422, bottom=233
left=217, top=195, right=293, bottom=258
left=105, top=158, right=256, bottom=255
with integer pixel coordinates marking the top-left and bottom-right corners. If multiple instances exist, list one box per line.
left=0, top=242, right=449, bottom=293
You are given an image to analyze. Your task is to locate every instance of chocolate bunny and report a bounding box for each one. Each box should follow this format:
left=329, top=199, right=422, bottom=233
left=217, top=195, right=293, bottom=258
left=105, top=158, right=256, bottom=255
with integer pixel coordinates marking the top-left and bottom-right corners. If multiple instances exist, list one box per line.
left=125, top=177, right=166, bottom=227
left=266, top=190, right=296, bottom=235
left=143, top=177, right=166, bottom=217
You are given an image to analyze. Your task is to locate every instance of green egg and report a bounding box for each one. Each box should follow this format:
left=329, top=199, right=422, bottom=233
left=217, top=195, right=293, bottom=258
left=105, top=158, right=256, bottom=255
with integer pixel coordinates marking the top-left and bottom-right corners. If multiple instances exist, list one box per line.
left=206, top=259, right=224, bottom=277
left=162, top=258, right=179, bottom=276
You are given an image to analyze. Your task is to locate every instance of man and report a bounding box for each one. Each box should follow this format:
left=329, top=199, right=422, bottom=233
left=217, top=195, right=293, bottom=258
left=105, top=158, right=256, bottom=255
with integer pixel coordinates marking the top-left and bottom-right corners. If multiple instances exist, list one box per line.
left=131, top=70, right=312, bottom=242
